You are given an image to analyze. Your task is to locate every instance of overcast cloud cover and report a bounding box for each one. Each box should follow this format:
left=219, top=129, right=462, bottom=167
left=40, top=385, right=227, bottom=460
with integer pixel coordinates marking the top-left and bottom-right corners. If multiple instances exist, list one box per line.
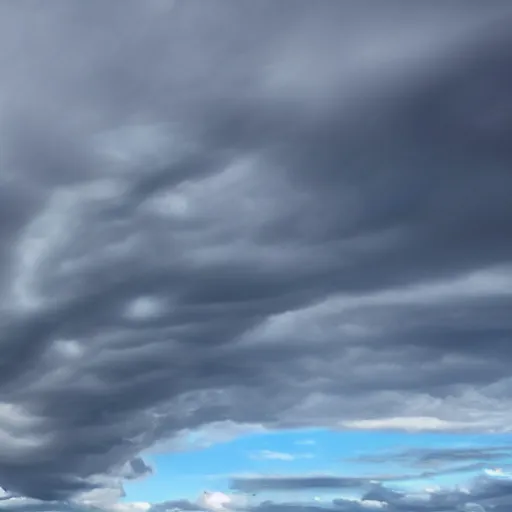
left=1, top=1, right=512, bottom=511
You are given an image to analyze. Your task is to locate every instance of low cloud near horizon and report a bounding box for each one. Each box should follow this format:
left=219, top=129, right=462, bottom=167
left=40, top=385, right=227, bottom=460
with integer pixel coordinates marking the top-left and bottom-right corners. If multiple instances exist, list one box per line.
left=1, top=1, right=512, bottom=511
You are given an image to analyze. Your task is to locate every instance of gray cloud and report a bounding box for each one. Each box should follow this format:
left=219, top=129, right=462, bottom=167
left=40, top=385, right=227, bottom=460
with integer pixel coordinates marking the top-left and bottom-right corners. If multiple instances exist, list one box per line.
left=150, top=499, right=203, bottom=512
left=119, top=457, right=153, bottom=481
left=231, top=475, right=375, bottom=493
left=177, top=472, right=512, bottom=512
left=352, top=445, right=512, bottom=468
left=1, top=0, right=512, bottom=507
left=229, top=463, right=490, bottom=493
left=2, top=470, right=512, bottom=512
left=229, top=472, right=512, bottom=511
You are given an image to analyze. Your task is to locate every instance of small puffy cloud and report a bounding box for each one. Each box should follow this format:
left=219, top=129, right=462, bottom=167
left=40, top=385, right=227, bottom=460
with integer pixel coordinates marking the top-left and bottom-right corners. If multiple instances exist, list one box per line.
left=119, top=458, right=153, bottom=481
left=198, top=492, right=244, bottom=512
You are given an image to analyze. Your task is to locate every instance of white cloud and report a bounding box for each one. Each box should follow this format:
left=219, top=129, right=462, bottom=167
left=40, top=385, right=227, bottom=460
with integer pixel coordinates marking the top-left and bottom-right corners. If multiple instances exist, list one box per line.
left=109, top=503, right=152, bottom=512
left=198, top=492, right=232, bottom=512
left=296, top=439, right=316, bottom=446
left=341, top=416, right=478, bottom=432
left=251, top=450, right=313, bottom=461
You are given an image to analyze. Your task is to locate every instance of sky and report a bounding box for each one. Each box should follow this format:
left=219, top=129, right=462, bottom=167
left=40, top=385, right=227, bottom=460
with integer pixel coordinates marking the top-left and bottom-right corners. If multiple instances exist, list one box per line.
left=0, top=1, right=512, bottom=512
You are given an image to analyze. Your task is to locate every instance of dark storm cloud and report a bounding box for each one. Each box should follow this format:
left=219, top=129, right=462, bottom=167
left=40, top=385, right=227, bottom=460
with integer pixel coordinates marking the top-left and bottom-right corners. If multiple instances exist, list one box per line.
left=1, top=0, right=512, bottom=507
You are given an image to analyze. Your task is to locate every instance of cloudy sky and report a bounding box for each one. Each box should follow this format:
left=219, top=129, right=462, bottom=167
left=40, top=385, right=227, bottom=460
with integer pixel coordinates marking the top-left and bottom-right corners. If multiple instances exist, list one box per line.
left=1, top=1, right=512, bottom=511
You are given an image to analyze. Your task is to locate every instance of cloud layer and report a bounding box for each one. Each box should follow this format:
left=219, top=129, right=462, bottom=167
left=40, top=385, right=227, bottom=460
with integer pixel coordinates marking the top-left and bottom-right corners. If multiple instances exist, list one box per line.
left=1, top=0, right=512, bottom=509
left=4, top=470, right=512, bottom=512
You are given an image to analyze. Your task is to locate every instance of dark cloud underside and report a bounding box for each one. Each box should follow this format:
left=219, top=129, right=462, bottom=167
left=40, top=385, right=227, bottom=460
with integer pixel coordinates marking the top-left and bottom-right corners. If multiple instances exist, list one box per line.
left=0, top=0, right=512, bottom=507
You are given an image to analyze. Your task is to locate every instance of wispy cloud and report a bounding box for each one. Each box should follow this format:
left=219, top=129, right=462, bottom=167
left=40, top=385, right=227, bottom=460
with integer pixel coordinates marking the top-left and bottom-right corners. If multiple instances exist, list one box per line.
left=295, top=440, right=317, bottom=447
left=230, top=462, right=499, bottom=493
left=250, top=451, right=314, bottom=462
left=350, top=444, right=512, bottom=470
